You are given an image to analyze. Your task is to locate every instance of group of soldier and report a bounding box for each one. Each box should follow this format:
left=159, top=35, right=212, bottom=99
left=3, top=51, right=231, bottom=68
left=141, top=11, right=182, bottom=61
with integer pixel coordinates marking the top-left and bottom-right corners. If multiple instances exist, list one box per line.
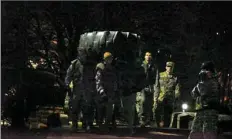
left=65, top=48, right=220, bottom=138
left=64, top=49, right=180, bottom=135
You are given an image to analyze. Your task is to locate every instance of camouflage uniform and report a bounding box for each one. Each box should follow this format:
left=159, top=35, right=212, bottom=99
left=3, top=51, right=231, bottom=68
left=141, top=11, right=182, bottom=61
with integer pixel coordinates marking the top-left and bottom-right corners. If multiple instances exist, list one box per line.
left=65, top=58, right=88, bottom=130
left=188, top=69, right=220, bottom=139
left=95, top=61, right=117, bottom=130
left=155, top=61, right=180, bottom=127
left=136, top=60, right=159, bottom=126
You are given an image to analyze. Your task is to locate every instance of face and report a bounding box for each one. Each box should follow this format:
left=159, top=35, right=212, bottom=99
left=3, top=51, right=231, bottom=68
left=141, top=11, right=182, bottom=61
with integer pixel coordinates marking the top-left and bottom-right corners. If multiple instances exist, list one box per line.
left=145, top=52, right=152, bottom=62
left=166, top=66, right=173, bottom=74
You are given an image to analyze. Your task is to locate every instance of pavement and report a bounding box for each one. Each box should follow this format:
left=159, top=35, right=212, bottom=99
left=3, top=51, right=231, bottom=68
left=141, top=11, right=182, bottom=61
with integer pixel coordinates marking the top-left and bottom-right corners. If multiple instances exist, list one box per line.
left=2, top=126, right=231, bottom=139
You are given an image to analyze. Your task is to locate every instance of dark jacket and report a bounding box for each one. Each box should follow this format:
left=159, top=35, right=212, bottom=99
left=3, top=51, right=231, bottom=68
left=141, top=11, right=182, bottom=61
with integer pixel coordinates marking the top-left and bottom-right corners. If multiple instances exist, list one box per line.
left=191, top=71, right=220, bottom=111
left=141, top=60, right=159, bottom=91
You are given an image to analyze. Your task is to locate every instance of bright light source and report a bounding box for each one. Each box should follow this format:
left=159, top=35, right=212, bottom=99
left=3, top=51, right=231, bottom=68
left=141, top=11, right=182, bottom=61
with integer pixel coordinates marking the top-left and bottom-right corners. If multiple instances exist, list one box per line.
left=216, top=32, right=219, bottom=35
left=182, top=103, right=188, bottom=112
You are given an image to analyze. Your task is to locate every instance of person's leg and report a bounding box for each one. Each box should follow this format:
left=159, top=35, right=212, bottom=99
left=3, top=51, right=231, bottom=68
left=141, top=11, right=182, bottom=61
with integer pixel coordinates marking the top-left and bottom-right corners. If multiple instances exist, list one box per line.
left=155, top=101, right=164, bottom=127
left=112, top=99, right=120, bottom=127
left=203, top=110, right=218, bottom=139
left=105, top=98, right=114, bottom=131
left=163, top=104, right=173, bottom=127
left=188, top=111, right=204, bottom=139
left=97, top=102, right=105, bottom=130
left=71, top=96, right=80, bottom=130
left=123, top=93, right=136, bottom=135
left=145, top=92, right=154, bottom=126
left=139, top=91, right=146, bottom=126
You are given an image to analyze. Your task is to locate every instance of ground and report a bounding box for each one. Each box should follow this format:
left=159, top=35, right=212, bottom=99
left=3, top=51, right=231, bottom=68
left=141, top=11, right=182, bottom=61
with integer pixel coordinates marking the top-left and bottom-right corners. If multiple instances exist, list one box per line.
left=2, top=126, right=231, bottom=139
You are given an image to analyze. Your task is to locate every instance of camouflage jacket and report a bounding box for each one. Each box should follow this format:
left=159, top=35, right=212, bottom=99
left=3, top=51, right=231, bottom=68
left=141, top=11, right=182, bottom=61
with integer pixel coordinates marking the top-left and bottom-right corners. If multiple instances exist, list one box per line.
left=157, top=71, right=180, bottom=102
left=141, top=61, right=159, bottom=89
left=65, top=58, right=83, bottom=86
left=95, top=62, right=117, bottom=98
left=191, top=77, right=220, bottom=111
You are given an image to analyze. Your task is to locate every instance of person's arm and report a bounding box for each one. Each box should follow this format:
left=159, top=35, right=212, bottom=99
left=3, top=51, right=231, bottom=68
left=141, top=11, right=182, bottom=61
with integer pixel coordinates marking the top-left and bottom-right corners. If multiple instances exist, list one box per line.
left=153, top=67, right=160, bottom=101
left=155, top=66, right=160, bottom=89
left=175, top=79, right=180, bottom=99
left=95, top=69, right=105, bottom=95
left=191, top=84, right=200, bottom=99
left=65, top=64, right=73, bottom=86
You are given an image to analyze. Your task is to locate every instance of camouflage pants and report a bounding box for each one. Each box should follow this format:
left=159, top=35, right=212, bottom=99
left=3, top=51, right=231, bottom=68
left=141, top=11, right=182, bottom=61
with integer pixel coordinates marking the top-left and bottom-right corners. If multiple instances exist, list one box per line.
left=155, top=100, right=173, bottom=127
left=136, top=90, right=154, bottom=125
left=188, top=109, right=218, bottom=139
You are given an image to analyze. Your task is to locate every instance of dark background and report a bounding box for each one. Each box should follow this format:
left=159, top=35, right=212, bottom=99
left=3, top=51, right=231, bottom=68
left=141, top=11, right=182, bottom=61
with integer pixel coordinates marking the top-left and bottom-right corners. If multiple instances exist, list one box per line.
left=2, top=1, right=232, bottom=127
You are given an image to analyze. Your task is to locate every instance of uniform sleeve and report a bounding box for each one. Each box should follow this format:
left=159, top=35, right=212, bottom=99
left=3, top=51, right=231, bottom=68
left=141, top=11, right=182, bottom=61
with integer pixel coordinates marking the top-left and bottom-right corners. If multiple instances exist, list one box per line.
left=191, top=84, right=200, bottom=99
left=158, top=73, right=164, bottom=102
left=175, top=80, right=180, bottom=99
left=153, top=68, right=160, bottom=100
left=65, top=64, right=73, bottom=86
left=95, top=69, right=105, bottom=95
left=155, top=67, right=160, bottom=88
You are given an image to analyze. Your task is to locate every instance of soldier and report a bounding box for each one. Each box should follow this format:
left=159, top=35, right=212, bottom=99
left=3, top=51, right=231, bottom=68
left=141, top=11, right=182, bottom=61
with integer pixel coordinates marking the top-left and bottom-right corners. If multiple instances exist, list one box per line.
left=95, top=52, right=118, bottom=132
left=64, top=47, right=90, bottom=131
left=188, top=61, right=220, bottom=139
left=136, top=52, right=159, bottom=127
left=155, top=61, right=180, bottom=127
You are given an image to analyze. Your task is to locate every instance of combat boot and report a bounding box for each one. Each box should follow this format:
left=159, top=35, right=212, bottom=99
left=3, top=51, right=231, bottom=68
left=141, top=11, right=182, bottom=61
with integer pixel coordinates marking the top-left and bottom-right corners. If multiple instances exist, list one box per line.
left=150, top=120, right=158, bottom=128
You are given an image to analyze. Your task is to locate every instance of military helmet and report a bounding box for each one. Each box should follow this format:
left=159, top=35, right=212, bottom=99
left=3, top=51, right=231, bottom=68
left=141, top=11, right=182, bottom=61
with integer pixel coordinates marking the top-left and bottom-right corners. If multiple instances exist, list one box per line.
left=166, top=61, right=175, bottom=67
left=201, top=61, right=215, bottom=73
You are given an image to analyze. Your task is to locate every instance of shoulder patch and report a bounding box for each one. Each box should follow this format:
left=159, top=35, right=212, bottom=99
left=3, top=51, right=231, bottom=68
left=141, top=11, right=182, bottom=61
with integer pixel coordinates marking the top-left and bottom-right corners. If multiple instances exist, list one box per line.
left=96, top=63, right=105, bottom=70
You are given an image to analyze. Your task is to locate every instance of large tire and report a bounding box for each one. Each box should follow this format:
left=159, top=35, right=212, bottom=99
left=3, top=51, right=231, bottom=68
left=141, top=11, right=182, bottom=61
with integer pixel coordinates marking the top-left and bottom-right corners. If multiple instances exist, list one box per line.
left=78, top=31, right=146, bottom=95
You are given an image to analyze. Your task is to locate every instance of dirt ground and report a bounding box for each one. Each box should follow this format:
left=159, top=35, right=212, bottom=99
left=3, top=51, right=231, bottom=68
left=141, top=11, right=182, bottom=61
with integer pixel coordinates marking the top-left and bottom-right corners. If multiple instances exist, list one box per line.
left=1, top=127, right=231, bottom=139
